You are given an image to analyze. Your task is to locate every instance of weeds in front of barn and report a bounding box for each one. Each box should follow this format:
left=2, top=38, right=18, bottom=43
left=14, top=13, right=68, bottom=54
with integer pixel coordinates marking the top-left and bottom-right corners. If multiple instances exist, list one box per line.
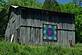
left=0, top=41, right=82, bottom=55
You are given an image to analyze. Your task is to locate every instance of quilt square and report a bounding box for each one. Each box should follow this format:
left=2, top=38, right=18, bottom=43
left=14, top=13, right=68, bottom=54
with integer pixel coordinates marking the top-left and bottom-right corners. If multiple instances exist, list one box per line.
left=43, top=24, right=57, bottom=41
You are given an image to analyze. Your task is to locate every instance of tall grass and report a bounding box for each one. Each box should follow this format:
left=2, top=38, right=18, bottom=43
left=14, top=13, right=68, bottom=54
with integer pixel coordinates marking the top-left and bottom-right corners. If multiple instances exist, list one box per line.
left=0, top=41, right=82, bottom=55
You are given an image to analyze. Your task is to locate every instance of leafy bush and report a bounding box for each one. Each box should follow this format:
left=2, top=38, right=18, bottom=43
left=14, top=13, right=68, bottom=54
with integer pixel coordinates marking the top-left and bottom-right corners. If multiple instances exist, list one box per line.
left=0, top=41, right=82, bottom=55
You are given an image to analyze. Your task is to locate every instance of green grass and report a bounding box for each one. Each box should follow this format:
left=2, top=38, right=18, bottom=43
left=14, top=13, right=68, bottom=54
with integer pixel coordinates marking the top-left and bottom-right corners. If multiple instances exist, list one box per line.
left=0, top=41, right=82, bottom=55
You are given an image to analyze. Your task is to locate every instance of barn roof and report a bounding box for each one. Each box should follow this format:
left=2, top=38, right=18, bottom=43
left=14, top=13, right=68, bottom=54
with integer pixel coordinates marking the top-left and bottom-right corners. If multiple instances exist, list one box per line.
left=9, top=5, right=75, bottom=19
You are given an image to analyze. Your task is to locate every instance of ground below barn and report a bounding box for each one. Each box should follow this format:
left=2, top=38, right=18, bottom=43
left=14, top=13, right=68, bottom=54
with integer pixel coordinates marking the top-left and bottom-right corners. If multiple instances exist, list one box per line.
left=0, top=41, right=82, bottom=55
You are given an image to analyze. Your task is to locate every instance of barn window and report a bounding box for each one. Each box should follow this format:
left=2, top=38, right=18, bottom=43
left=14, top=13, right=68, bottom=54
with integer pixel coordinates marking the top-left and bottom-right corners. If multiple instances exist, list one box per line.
left=43, top=24, right=57, bottom=41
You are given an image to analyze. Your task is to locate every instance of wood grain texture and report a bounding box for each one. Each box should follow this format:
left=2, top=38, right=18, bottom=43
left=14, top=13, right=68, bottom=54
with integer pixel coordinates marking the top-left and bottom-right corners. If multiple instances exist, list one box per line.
left=5, top=7, right=75, bottom=47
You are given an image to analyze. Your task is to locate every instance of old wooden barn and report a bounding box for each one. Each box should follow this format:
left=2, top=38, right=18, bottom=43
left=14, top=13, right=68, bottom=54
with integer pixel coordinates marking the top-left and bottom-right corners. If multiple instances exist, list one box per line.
left=5, top=5, right=75, bottom=47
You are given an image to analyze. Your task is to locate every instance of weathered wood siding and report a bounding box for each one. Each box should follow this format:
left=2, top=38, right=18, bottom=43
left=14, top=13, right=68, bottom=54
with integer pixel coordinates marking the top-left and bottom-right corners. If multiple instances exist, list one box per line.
left=5, top=6, right=75, bottom=47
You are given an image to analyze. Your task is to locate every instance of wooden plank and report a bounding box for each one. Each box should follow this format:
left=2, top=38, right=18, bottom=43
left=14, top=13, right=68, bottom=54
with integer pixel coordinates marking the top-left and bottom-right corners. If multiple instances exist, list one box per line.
left=68, top=31, right=75, bottom=46
left=27, top=27, right=31, bottom=44
left=32, top=28, right=36, bottom=43
left=67, top=24, right=75, bottom=30
left=40, top=28, right=43, bottom=45
left=38, top=28, right=40, bottom=44
left=57, top=30, right=62, bottom=44
left=57, top=23, right=63, bottom=29
left=58, top=30, right=63, bottom=46
left=20, top=27, right=25, bottom=44
left=30, top=28, right=35, bottom=44
left=35, top=28, right=39, bottom=44
left=24, top=27, right=28, bottom=44
left=62, top=23, right=68, bottom=30
left=62, top=31, right=68, bottom=47
left=61, top=23, right=75, bottom=31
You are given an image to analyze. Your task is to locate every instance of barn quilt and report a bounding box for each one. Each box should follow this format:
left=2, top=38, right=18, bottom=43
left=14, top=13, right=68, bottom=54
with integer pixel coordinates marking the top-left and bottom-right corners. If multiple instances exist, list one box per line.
left=43, top=24, right=57, bottom=41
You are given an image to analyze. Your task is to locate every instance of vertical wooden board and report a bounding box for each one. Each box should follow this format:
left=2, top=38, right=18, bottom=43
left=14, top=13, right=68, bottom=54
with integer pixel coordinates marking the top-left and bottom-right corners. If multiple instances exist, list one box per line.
left=35, top=28, right=39, bottom=44
left=68, top=31, right=73, bottom=40
left=62, top=23, right=68, bottom=29
left=59, top=30, right=63, bottom=46
left=72, top=24, right=75, bottom=30
left=34, top=28, right=37, bottom=44
left=25, top=27, right=28, bottom=44
left=15, top=28, right=19, bottom=43
left=13, top=22, right=15, bottom=34
left=31, top=18, right=34, bottom=27
left=30, top=28, right=34, bottom=44
left=5, top=22, right=10, bottom=38
left=30, top=27, right=32, bottom=43
left=19, top=14, right=22, bottom=26
left=35, top=19, right=38, bottom=27
left=16, top=14, right=20, bottom=29
left=27, top=27, right=31, bottom=44
left=32, top=28, right=36, bottom=43
left=33, top=19, right=35, bottom=27
left=20, top=15, right=28, bottom=26
left=40, top=28, right=43, bottom=44
left=57, top=30, right=62, bottom=44
left=20, top=27, right=26, bottom=44
left=37, top=28, right=40, bottom=43
left=67, top=31, right=71, bottom=47
left=10, top=18, right=15, bottom=35
left=26, top=18, right=29, bottom=26
left=30, top=15, right=33, bottom=26
left=15, top=15, right=20, bottom=29
left=15, top=29, right=17, bottom=42
left=57, top=23, right=63, bottom=29
left=39, top=19, right=42, bottom=27
left=24, top=27, right=28, bottom=44
left=19, top=28, right=22, bottom=43
left=68, top=31, right=75, bottom=45
left=37, top=19, right=40, bottom=27
left=27, top=19, right=31, bottom=26
left=5, top=28, right=10, bottom=40
left=61, top=31, right=68, bottom=47
left=38, top=19, right=41, bottom=27
left=68, top=24, right=75, bottom=30
left=23, top=27, right=26, bottom=44
left=30, top=27, right=33, bottom=44
left=31, top=28, right=41, bottom=44
left=33, top=28, right=36, bottom=44
left=72, top=32, right=75, bottom=45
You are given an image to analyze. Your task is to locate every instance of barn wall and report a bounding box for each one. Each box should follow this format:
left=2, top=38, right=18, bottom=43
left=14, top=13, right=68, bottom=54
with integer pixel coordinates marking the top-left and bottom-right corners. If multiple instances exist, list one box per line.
left=19, top=27, right=42, bottom=44
left=57, top=23, right=75, bottom=47
left=5, top=11, right=16, bottom=41
left=5, top=7, right=75, bottom=46
left=18, top=10, right=75, bottom=45
left=5, top=8, right=21, bottom=42
left=19, top=12, right=58, bottom=44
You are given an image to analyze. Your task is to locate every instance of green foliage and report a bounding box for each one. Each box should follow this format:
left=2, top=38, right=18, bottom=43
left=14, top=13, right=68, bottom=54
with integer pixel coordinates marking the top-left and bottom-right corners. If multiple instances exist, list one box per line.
left=43, top=0, right=61, bottom=11
left=75, top=14, right=82, bottom=42
left=60, top=3, right=80, bottom=13
left=9, top=0, right=42, bottom=9
left=0, top=41, right=82, bottom=55
left=59, top=3, right=82, bottom=43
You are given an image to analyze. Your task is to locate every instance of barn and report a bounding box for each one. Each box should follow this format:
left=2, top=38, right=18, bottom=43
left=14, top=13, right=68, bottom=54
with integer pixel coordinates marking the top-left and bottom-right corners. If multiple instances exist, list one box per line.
left=5, top=5, right=75, bottom=47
